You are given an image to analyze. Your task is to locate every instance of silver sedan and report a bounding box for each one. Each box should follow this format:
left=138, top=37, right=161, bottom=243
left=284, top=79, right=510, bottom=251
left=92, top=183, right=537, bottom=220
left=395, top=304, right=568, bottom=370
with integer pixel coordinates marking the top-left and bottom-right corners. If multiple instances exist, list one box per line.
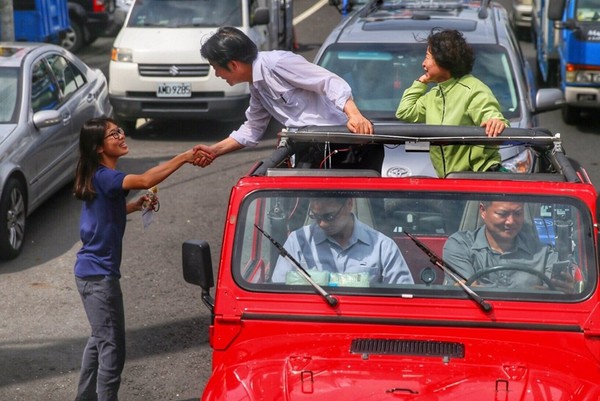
left=0, top=42, right=113, bottom=260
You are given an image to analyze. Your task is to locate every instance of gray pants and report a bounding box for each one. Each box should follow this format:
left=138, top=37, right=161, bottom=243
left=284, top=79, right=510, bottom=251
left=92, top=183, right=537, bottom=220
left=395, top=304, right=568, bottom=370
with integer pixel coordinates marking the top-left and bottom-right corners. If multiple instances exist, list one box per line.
left=75, top=276, right=126, bottom=401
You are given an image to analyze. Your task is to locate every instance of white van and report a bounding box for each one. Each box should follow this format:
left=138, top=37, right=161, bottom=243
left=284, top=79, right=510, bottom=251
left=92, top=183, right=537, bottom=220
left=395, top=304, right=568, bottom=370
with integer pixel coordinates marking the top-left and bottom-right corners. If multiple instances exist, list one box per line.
left=109, top=0, right=293, bottom=133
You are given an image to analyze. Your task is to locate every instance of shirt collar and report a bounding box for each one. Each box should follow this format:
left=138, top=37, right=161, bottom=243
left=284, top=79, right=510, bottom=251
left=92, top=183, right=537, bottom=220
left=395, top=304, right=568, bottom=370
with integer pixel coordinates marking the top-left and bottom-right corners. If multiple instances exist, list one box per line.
left=438, top=77, right=459, bottom=90
left=472, top=226, right=537, bottom=256
left=312, top=214, right=371, bottom=247
left=252, top=52, right=265, bottom=84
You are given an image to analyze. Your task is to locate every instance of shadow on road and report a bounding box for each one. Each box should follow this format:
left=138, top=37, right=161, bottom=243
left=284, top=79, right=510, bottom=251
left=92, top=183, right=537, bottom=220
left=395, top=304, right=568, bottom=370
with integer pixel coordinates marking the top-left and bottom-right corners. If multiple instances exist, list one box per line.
left=0, top=317, right=208, bottom=388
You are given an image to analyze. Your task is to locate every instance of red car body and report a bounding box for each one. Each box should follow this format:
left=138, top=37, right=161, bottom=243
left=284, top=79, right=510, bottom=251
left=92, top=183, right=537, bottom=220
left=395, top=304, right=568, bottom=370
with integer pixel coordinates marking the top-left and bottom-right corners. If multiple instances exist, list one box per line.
left=183, top=125, right=600, bottom=400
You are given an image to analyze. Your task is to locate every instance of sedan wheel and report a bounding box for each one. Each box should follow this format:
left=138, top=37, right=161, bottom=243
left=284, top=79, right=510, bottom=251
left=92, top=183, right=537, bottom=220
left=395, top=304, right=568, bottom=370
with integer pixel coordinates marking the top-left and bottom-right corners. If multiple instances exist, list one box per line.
left=0, top=179, right=27, bottom=260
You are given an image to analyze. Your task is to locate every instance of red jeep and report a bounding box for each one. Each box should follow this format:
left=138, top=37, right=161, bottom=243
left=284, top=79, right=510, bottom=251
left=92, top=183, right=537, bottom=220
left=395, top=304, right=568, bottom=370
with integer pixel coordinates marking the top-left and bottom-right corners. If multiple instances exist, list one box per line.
left=183, top=124, right=600, bottom=399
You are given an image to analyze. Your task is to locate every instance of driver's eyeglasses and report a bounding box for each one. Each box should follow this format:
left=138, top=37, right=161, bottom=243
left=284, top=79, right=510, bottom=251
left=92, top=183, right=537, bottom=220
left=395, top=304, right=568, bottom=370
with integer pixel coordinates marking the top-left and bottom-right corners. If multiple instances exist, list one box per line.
left=308, top=204, right=345, bottom=223
left=105, top=127, right=125, bottom=140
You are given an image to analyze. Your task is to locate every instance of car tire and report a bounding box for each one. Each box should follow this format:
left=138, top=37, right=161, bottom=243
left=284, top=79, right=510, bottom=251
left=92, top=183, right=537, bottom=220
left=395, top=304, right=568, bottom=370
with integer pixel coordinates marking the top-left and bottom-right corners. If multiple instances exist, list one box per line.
left=118, top=119, right=137, bottom=135
left=62, top=19, right=85, bottom=53
left=561, top=105, right=580, bottom=125
left=86, top=34, right=100, bottom=46
left=516, top=27, right=531, bottom=42
left=0, top=178, right=27, bottom=260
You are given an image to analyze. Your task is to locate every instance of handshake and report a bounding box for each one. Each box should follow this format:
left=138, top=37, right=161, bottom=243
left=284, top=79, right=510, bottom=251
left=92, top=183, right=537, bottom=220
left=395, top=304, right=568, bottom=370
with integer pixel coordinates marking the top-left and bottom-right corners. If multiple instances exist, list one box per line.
left=190, top=144, right=217, bottom=167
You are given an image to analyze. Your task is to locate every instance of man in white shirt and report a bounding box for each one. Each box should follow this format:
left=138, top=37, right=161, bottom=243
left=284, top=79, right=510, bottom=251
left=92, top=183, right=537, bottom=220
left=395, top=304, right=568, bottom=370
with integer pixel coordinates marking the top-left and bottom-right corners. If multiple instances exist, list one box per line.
left=193, top=26, right=375, bottom=168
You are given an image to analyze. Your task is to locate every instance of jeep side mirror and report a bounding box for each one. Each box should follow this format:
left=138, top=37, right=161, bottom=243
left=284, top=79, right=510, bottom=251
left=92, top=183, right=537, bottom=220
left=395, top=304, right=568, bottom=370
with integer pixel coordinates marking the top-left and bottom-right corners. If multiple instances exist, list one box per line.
left=182, top=240, right=215, bottom=312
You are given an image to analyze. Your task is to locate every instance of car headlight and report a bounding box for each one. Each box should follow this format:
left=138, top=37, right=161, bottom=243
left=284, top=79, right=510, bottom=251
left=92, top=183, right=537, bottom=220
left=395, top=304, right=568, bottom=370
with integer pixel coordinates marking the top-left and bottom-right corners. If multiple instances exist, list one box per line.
left=111, top=47, right=133, bottom=63
left=566, top=64, right=600, bottom=84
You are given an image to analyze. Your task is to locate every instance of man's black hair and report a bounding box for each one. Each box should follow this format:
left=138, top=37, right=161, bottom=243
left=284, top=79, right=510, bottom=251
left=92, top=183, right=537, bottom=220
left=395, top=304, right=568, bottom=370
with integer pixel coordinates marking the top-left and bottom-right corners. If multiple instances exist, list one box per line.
left=200, top=26, right=258, bottom=70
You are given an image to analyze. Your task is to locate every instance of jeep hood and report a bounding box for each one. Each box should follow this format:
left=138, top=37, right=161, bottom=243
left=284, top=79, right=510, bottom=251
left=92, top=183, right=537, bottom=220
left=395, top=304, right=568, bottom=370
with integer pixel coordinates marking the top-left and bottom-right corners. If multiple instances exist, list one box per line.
left=204, top=334, right=600, bottom=400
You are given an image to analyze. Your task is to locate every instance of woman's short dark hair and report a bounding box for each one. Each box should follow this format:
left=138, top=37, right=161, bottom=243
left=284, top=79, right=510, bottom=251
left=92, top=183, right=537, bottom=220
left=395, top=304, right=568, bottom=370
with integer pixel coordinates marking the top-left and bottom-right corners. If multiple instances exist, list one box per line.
left=427, top=29, right=475, bottom=78
left=200, top=26, right=258, bottom=70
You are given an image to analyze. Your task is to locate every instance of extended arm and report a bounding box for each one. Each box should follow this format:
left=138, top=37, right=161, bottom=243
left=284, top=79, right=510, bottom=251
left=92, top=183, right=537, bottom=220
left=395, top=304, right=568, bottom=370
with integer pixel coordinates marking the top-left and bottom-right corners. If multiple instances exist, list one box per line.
left=344, top=98, right=373, bottom=134
left=192, top=137, right=244, bottom=167
left=467, top=83, right=510, bottom=137
left=123, top=149, right=195, bottom=190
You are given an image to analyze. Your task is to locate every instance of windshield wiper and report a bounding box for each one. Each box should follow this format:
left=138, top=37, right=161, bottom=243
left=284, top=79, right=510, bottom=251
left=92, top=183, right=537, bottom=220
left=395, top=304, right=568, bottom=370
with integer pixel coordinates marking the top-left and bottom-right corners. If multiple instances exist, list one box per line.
left=255, top=224, right=339, bottom=307
left=404, top=231, right=493, bottom=313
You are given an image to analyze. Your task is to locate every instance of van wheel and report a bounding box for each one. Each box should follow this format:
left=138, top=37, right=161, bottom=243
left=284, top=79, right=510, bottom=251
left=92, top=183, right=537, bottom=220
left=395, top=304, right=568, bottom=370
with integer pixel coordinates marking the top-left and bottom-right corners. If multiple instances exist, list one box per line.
left=562, top=105, right=580, bottom=125
left=62, top=19, right=85, bottom=53
left=118, top=119, right=137, bottom=136
left=0, top=178, right=27, bottom=260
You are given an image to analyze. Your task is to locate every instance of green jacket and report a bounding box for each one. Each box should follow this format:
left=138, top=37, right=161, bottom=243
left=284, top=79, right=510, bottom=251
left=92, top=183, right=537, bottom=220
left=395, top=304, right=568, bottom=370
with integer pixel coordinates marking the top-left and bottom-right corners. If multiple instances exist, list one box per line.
left=395, top=75, right=509, bottom=177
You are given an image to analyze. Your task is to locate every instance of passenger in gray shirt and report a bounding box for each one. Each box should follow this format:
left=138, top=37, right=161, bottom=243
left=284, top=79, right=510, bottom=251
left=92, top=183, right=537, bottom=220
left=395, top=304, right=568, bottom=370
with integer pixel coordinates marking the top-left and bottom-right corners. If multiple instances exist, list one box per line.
left=443, top=201, right=573, bottom=291
left=271, top=197, right=414, bottom=285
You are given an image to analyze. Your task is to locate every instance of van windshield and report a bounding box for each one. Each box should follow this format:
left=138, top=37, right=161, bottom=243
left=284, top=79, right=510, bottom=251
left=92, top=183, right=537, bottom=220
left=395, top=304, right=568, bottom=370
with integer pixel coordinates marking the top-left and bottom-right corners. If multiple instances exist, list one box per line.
left=576, top=0, right=600, bottom=21
left=233, top=190, right=595, bottom=303
left=127, top=0, right=242, bottom=28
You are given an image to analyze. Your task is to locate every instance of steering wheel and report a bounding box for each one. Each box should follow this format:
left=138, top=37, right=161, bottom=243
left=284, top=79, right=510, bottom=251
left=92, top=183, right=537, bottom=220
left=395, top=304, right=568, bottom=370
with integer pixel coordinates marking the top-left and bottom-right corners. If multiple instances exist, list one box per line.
left=465, top=266, right=556, bottom=290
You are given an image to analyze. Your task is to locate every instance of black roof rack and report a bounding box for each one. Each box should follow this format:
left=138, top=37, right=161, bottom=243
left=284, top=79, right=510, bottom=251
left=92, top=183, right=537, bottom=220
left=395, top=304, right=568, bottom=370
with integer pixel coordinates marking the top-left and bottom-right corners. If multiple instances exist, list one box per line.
left=248, top=124, right=581, bottom=183
left=280, top=124, right=557, bottom=145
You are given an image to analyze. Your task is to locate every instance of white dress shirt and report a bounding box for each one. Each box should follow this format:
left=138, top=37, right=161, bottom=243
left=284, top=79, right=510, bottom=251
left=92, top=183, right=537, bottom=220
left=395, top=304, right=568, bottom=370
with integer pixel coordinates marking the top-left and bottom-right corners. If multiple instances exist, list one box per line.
left=230, top=51, right=353, bottom=147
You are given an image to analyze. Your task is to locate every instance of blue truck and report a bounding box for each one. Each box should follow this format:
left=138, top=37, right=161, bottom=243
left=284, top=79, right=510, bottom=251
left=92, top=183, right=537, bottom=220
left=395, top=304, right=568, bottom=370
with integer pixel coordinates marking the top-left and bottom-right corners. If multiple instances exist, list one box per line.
left=5, top=0, right=69, bottom=44
left=533, top=0, right=600, bottom=124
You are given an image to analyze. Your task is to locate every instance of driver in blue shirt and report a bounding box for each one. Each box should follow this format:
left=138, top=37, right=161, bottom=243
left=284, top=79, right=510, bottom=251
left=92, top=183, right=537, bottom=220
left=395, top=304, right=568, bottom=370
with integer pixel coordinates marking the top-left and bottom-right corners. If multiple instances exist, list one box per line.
left=271, top=197, right=414, bottom=285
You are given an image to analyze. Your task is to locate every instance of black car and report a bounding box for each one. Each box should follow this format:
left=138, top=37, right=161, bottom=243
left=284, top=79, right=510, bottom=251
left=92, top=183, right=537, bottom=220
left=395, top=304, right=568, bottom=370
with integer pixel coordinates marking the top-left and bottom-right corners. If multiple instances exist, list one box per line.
left=62, top=0, right=116, bottom=53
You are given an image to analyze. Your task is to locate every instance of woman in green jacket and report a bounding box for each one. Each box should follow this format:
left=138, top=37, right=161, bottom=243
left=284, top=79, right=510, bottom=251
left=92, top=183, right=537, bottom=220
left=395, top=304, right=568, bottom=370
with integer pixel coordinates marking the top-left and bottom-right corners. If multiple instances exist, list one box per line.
left=396, top=29, right=509, bottom=178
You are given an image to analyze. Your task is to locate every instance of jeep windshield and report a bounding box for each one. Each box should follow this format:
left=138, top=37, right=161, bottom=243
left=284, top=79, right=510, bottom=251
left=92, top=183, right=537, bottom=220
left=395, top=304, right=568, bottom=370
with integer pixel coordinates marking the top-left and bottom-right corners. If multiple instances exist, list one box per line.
left=127, top=0, right=242, bottom=28
left=317, top=43, right=519, bottom=121
left=233, top=191, right=595, bottom=303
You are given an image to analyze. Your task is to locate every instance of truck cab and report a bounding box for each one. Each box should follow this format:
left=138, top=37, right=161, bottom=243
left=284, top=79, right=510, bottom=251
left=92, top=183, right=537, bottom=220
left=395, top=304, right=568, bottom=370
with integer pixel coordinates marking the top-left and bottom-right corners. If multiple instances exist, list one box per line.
left=533, top=0, right=600, bottom=124
left=183, top=124, right=600, bottom=399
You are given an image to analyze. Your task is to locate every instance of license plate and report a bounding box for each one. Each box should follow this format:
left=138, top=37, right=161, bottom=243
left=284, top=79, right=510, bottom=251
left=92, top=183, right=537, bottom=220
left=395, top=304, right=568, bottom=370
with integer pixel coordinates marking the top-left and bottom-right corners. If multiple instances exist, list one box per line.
left=156, top=82, right=191, bottom=97
left=577, top=93, right=596, bottom=102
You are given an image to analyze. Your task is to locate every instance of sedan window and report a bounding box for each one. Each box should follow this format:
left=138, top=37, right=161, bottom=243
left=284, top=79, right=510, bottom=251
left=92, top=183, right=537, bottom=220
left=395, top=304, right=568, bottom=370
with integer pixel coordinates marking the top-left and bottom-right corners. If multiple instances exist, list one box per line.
left=46, top=54, right=86, bottom=100
left=0, top=68, right=19, bottom=122
left=31, top=60, right=60, bottom=113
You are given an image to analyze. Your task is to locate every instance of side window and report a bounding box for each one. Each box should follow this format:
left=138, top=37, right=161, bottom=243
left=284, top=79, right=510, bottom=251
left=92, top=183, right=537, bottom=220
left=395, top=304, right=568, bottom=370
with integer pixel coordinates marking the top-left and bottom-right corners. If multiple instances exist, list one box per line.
left=46, top=54, right=86, bottom=100
left=0, top=69, right=19, bottom=122
left=473, top=49, right=519, bottom=117
left=31, top=60, right=60, bottom=112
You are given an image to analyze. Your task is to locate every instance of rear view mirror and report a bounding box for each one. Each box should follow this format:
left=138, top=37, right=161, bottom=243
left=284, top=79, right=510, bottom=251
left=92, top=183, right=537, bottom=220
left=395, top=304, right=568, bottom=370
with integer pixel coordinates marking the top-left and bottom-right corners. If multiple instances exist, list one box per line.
left=182, top=240, right=214, bottom=289
left=182, top=240, right=215, bottom=313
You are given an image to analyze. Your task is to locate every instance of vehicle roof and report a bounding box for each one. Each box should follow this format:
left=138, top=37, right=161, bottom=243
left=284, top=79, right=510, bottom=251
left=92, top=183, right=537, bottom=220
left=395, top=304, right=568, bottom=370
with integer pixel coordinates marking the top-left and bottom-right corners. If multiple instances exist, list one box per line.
left=323, top=0, right=510, bottom=47
left=0, top=42, right=62, bottom=68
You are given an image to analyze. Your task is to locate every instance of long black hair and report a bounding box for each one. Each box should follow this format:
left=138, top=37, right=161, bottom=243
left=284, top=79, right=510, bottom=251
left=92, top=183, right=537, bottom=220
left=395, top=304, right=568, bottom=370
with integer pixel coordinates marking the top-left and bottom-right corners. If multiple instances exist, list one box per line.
left=73, top=117, right=117, bottom=201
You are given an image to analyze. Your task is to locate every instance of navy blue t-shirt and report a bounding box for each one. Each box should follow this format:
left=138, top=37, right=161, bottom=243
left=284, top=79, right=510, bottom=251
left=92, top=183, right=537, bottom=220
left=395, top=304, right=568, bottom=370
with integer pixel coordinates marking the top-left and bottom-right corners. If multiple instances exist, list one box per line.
left=74, top=166, right=128, bottom=278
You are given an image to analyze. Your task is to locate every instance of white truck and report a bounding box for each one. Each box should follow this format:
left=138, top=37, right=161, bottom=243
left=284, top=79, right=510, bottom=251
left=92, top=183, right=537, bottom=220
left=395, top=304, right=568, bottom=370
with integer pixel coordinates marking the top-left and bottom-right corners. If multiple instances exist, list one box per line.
left=109, top=0, right=293, bottom=133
